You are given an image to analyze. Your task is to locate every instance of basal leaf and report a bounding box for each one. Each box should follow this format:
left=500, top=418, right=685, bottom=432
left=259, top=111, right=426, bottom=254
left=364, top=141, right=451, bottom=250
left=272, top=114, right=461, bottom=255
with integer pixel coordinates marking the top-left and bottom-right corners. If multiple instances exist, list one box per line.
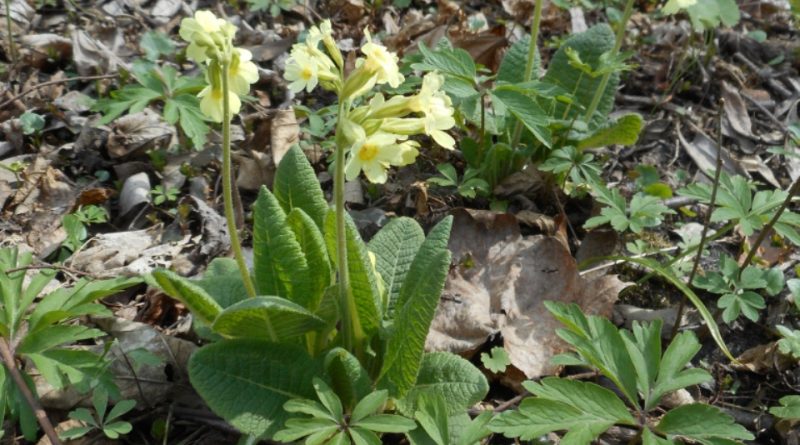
left=286, top=208, right=332, bottom=311
left=323, top=348, right=372, bottom=411
left=397, top=352, right=489, bottom=416
left=211, top=296, right=325, bottom=341
left=491, top=89, right=552, bottom=148
left=274, top=146, right=330, bottom=229
left=541, top=24, right=618, bottom=128
left=253, top=186, right=312, bottom=307
left=150, top=270, right=222, bottom=324
left=378, top=217, right=453, bottom=397
left=367, top=217, right=425, bottom=317
left=497, top=36, right=539, bottom=85
left=189, top=339, right=320, bottom=439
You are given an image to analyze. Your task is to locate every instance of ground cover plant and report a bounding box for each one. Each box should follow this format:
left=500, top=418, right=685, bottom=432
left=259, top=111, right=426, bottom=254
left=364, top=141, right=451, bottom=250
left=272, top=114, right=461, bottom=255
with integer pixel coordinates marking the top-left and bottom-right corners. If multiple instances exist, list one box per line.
left=1, top=0, right=800, bottom=443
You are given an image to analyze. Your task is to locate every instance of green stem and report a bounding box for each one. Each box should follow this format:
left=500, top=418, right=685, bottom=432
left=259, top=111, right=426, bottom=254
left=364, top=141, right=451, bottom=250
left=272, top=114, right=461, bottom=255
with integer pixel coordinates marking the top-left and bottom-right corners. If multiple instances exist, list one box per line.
left=334, top=100, right=363, bottom=357
left=4, top=0, right=16, bottom=65
left=583, top=0, right=635, bottom=123
left=220, top=61, right=277, bottom=341
left=510, top=0, right=544, bottom=148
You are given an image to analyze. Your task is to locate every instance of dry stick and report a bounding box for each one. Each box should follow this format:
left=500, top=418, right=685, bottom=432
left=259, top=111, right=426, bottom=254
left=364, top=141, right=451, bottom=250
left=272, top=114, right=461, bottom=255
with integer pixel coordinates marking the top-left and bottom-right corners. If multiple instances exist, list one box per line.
left=0, top=73, right=118, bottom=110
left=739, top=175, right=800, bottom=273
left=0, top=338, right=63, bottom=445
left=670, top=103, right=726, bottom=341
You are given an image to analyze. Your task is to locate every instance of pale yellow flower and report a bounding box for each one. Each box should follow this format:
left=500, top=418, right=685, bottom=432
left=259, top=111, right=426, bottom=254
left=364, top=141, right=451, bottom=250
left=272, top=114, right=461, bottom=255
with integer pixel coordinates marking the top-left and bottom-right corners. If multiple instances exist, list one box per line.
left=360, top=30, right=403, bottom=88
left=198, top=85, right=241, bottom=123
left=345, top=127, right=418, bottom=183
left=229, top=48, right=259, bottom=95
left=284, top=51, right=320, bottom=93
left=180, top=11, right=227, bottom=63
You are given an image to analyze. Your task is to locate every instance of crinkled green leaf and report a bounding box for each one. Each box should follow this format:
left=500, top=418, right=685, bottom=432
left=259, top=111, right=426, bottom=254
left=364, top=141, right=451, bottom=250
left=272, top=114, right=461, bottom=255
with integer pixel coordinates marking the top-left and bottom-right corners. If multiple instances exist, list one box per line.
left=211, top=296, right=325, bottom=341
left=150, top=270, right=222, bottom=325
left=286, top=208, right=332, bottom=311
left=189, top=339, right=319, bottom=439
left=397, top=352, right=488, bottom=416
left=576, top=113, right=643, bottom=149
left=497, top=35, right=539, bottom=85
left=379, top=218, right=453, bottom=397
left=274, top=146, right=330, bottom=229
left=253, top=186, right=312, bottom=307
left=492, top=89, right=552, bottom=148
left=367, top=217, right=425, bottom=317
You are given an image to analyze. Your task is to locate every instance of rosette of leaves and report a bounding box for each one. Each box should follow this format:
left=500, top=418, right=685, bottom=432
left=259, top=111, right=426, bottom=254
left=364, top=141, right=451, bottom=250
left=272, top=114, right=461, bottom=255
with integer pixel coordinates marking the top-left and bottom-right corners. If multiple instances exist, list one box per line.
left=0, top=248, right=139, bottom=440
left=412, top=25, right=642, bottom=192
left=150, top=146, right=488, bottom=440
left=489, top=302, right=753, bottom=445
left=274, top=379, right=416, bottom=444
left=693, top=254, right=784, bottom=323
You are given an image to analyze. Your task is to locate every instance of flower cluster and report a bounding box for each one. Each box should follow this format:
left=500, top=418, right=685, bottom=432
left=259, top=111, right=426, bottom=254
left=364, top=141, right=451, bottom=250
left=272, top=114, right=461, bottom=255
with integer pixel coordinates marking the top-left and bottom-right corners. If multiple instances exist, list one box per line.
left=283, top=22, right=456, bottom=183
left=179, top=11, right=259, bottom=122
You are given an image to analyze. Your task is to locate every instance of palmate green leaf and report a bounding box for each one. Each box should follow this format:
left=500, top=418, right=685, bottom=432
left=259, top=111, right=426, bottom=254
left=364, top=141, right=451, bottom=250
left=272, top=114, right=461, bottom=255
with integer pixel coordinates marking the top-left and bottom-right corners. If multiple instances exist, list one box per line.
left=397, top=352, right=489, bottom=416
left=211, top=296, right=325, bottom=341
left=497, top=35, right=539, bottom=85
left=354, top=414, right=416, bottom=433
left=286, top=208, right=332, bottom=311
left=655, top=404, right=753, bottom=444
left=491, top=89, right=552, bottom=148
left=489, top=378, right=635, bottom=443
left=274, top=146, right=330, bottom=229
left=324, top=211, right=381, bottom=338
left=621, top=320, right=662, bottom=401
left=150, top=270, right=222, bottom=324
left=412, top=394, right=450, bottom=445
left=367, top=217, right=425, bottom=317
left=26, top=349, right=111, bottom=391
left=378, top=217, right=453, bottom=397
left=93, top=87, right=162, bottom=124
left=189, top=339, right=320, bottom=439
left=576, top=113, right=643, bottom=149
left=545, top=302, right=639, bottom=407
left=166, top=94, right=209, bottom=149
left=770, top=395, right=800, bottom=420
left=541, top=24, right=618, bottom=128
left=253, top=186, right=313, bottom=307
left=648, top=331, right=711, bottom=410
left=642, top=428, right=676, bottom=445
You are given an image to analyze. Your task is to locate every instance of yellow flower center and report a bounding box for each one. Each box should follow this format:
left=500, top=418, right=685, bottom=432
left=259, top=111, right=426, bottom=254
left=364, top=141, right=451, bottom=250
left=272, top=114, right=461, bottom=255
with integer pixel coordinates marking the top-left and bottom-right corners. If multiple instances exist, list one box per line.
left=358, top=143, right=379, bottom=161
left=301, top=67, right=314, bottom=81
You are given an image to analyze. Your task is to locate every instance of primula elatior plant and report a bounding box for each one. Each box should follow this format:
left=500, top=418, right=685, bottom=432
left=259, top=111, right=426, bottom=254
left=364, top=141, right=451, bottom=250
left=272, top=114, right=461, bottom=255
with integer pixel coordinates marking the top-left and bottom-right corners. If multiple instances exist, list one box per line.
left=489, top=302, right=753, bottom=445
left=149, top=13, right=487, bottom=442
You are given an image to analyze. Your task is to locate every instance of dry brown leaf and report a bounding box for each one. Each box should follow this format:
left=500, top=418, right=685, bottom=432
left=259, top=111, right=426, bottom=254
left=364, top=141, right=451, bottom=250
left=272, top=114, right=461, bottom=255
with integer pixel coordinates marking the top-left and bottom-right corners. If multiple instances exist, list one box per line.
left=107, top=109, right=175, bottom=158
left=427, top=209, right=629, bottom=378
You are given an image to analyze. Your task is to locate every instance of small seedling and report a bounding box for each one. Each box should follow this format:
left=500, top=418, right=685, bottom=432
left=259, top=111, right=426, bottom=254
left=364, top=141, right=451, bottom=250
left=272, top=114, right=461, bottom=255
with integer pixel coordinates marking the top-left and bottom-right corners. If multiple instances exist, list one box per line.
left=776, top=326, right=800, bottom=360
left=151, top=185, right=179, bottom=205
left=428, top=163, right=490, bottom=199
left=480, top=347, right=511, bottom=373
left=19, top=111, right=45, bottom=135
left=62, top=389, right=136, bottom=440
left=273, top=379, right=416, bottom=444
left=693, top=254, right=783, bottom=323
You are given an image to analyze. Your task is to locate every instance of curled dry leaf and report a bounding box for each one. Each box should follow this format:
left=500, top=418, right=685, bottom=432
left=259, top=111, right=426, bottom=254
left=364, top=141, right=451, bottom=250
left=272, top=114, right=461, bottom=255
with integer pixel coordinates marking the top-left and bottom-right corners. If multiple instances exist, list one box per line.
left=107, top=109, right=175, bottom=159
left=426, top=209, right=630, bottom=379
left=676, top=122, right=747, bottom=178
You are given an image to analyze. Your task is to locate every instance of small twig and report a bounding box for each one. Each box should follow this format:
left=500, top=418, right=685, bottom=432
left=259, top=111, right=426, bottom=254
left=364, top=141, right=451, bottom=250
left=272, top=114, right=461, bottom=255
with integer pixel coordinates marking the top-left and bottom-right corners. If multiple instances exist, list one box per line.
left=493, top=393, right=527, bottom=413
left=739, top=175, right=800, bottom=272
left=671, top=100, right=725, bottom=341
left=0, top=338, right=62, bottom=445
left=0, top=73, right=118, bottom=110
left=3, top=263, right=96, bottom=279
left=578, top=246, right=679, bottom=276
